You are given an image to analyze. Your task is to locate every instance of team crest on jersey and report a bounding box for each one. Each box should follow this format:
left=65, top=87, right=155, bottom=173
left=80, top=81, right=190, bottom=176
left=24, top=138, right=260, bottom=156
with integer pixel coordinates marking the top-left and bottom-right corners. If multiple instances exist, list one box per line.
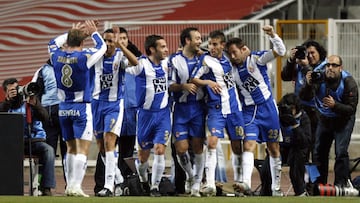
left=202, top=60, right=208, bottom=67
left=248, top=66, right=255, bottom=73
left=113, top=63, right=119, bottom=71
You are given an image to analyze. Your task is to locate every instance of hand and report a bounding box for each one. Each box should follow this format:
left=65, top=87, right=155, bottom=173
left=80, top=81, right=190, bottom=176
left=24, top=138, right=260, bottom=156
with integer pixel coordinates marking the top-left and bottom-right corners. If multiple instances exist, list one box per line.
left=84, top=20, right=98, bottom=36
left=279, top=114, right=298, bottom=127
left=6, top=87, right=17, bottom=101
left=322, top=95, right=335, bottom=108
left=305, top=71, right=313, bottom=85
left=72, top=22, right=84, bottom=29
left=296, top=57, right=310, bottom=67
left=288, top=48, right=297, bottom=61
left=262, top=25, right=275, bottom=38
left=112, top=25, right=124, bottom=48
left=209, top=81, right=222, bottom=94
left=183, top=83, right=198, bottom=95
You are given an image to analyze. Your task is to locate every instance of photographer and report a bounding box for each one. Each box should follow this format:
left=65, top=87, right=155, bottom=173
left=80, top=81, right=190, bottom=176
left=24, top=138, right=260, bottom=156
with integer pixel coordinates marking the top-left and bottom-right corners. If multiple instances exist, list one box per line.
left=0, top=78, right=55, bottom=196
left=278, top=93, right=312, bottom=196
left=299, top=55, right=358, bottom=187
left=260, top=93, right=312, bottom=196
left=281, top=40, right=327, bottom=161
left=32, top=59, right=67, bottom=185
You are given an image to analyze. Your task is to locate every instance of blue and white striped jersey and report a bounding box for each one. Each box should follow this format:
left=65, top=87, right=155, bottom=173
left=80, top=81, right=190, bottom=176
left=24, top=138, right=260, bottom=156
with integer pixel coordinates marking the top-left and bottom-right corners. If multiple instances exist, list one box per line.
left=125, top=56, right=169, bottom=110
left=233, top=50, right=275, bottom=106
left=192, top=52, right=242, bottom=115
left=92, top=48, right=128, bottom=101
left=168, top=52, right=204, bottom=103
left=48, top=32, right=106, bottom=103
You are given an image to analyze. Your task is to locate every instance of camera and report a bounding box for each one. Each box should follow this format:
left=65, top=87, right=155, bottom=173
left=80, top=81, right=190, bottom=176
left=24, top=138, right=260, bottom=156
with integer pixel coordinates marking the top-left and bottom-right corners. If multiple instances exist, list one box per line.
left=311, top=70, right=325, bottom=84
left=17, top=82, right=41, bottom=97
left=295, top=46, right=307, bottom=59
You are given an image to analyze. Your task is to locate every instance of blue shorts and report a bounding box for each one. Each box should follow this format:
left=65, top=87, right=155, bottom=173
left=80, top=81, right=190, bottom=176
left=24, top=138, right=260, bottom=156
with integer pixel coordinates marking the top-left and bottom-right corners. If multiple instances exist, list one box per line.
left=172, top=102, right=206, bottom=141
left=58, top=102, right=93, bottom=141
left=207, top=110, right=245, bottom=140
left=137, top=108, right=171, bottom=150
left=92, top=99, right=124, bottom=139
left=243, top=99, right=281, bottom=143
left=120, top=107, right=137, bottom=136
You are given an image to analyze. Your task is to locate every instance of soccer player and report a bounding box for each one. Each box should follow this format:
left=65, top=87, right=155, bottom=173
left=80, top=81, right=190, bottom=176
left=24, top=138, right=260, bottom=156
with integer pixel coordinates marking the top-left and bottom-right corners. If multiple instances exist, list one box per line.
left=117, top=26, right=142, bottom=182
left=225, top=25, right=286, bottom=196
left=125, top=35, right=170, bottom=197
left=168, top=27, right=205, bottom=197
left=48, top=20, right=106, bottom=197
left=92, top=26, right=138, bottom=197
left=191, top=30, right=245, bottom=196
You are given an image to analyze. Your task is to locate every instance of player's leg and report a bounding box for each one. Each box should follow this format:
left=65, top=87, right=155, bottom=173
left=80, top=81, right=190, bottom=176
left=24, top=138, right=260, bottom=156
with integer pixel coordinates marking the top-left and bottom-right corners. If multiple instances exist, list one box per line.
left=189, top=114, right=206, bottom=197
left=149, top=108, right=171, bottom=197
left=71, top=103, right=93, bottom=197
left=98, top=100, right=124, bottom=196
left=202, top=113, right=224, bottom=196
left=173, top=119, right=193, bottom=194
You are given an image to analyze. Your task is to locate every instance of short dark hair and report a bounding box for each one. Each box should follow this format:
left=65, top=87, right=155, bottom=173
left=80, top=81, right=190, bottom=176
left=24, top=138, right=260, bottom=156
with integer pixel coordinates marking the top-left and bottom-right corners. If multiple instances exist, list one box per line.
left=302, top=40, right=327, bottom=62
left=2, top=78, right=18, bottom=91
left=180, top=27, right=198, bottom=47
left=225, top=38, right=245, bottom=51
left=278, top=93, right=302, bottom=113
left=104, top=28, right=114, bottom=34
left=119, top=27, right=128, bottom=35
left=209, top=30, right=226, bottom=43
left=144, top=35, right=164, bottom=56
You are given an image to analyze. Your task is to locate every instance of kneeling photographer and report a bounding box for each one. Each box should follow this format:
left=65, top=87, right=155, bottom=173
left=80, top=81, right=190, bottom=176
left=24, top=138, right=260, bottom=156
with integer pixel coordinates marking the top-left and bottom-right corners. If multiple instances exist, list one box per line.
left=260, top=93, right=312, bottom=196
left=278, top=93, right=312, bottom=196
left=281, top=41, right=327, bottom=162
left=299, top=55, right=358, bottom=188
left=0, top=78, right=56, bottom=196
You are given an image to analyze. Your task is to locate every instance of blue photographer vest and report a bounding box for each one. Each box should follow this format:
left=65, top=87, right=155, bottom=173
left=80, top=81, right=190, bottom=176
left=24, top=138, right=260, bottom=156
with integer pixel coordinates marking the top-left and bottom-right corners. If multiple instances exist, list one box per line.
left=315, top=70, right=351, bottom=117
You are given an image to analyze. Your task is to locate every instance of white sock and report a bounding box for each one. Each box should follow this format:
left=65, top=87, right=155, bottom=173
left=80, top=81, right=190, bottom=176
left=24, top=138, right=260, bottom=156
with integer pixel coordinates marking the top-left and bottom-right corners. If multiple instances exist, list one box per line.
left=270, top=156, right=282, bottom=191
left=193, top=153, right=204, bottom=187
left=177, top=152, right=193, bottom=180
left=232, top=153, right=242, bottom=183
left=151, top=154, right=165, bottom=189
left=65, top=153, right=76, bottom=189
left=216, top=143, right=227, bottom=183
left=114, top=152, right=123, bottom=184
left=242, top=151, right=254, bottom=188
left=73, top=154, right=87, bottom=189
left=135, top=159, right=149, bottom=182
left=104, top=151, right=116, bottom=191
left=205, top=148, right=217, bottom=186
